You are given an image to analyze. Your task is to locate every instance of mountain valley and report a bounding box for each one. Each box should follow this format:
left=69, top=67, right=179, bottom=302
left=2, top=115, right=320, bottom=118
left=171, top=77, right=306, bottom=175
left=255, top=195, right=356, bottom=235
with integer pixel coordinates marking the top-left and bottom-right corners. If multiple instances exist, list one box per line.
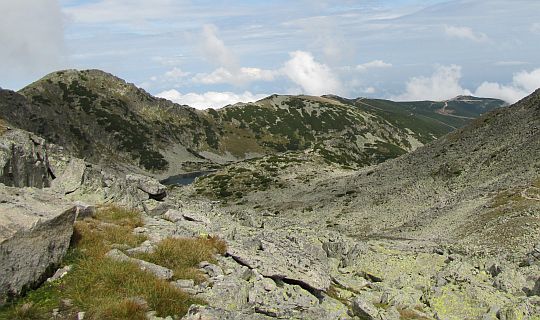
left=0, top=70, right=538, bottom=320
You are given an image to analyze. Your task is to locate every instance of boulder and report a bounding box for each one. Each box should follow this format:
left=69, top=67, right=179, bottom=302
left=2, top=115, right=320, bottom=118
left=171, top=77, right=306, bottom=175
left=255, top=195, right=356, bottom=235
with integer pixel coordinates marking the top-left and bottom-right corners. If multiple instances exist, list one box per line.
left=126, top=174, right=167, bottom=200
left=351, top=296, right=380, bottom=320
left=105, top=249, right=173, bottom=280
left=0, top=187, right=76, bottom=305
left=51, top=158, right=86, bottom=194
left=0, top=129, right=51, bottom=188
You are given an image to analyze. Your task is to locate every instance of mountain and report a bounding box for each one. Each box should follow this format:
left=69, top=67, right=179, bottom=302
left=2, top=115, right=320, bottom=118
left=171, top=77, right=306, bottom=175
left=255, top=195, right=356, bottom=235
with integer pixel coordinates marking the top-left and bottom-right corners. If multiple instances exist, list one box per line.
left=210, top=88, right=540, bottom=255
left=185, top=89, right=540, bottom=319
left=1, top=69, right=505, bottom=178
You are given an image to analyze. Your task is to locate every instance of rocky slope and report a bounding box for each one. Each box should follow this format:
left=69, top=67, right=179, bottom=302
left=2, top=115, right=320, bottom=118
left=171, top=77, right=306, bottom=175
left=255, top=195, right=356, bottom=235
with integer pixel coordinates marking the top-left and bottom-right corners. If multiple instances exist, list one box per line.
left=176, top=89, right=540, bottom=319
left=0, top=69, right=504, bottom=178
left=4, top=69, right=536, bottom=320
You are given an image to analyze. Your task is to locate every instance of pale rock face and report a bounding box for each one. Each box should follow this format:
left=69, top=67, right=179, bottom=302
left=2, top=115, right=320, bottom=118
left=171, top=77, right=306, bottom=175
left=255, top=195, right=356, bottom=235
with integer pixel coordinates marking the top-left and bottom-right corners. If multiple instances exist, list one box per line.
left=51, top=158, right=86, bottom=194
left=0, top=129, right=51, bottom=188
left=0, top=187, right=76, bottom=306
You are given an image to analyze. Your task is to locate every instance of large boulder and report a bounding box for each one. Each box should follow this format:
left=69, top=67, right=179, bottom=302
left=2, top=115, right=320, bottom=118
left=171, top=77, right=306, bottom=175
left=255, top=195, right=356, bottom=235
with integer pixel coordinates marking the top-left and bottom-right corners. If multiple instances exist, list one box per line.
left=51, top=158, right=86, bottom=194
left=0, top=129, right=52, bottom=188
left=0, top=186, right=76, bottom=306
left=126, top=173, right=167, bottom=201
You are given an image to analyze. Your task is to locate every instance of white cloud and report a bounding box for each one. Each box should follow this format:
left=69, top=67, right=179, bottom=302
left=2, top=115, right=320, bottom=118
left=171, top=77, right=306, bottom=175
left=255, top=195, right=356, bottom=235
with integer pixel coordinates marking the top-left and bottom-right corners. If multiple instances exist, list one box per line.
left=395, top=65, right=472, bottom=101
left=164, top=67, right=191, bottom=80
left=475, top=68, right=540, bottom=103
left=156, top=89, right=267, bottom=109
left=139, top=67, right=191, bottom=90
left=193, top=67, right=279, bottom=85
left=444, top=25, right=489, bottom=43
left=364, top=87, right=376, bottom=94
left=356, top=60, right=392, bottom=71
left=200, top=24, right=237, bottom=68
left=0, top=0, right=65, bottom=83
left=283, top=51, right=343, bottom=96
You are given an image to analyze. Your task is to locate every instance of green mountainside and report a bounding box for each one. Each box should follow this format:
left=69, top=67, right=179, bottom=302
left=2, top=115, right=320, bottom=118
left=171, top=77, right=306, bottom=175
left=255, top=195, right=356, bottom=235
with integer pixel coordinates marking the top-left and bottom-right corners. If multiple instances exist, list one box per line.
left=1, top=69, right=505, bottom=177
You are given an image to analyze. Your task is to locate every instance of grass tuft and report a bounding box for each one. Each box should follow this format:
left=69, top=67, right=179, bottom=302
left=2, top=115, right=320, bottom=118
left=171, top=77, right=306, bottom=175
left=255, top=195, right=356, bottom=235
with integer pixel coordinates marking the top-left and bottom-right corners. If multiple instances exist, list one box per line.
left=0, top=205, right=207, bottom=320
left=94, top=205, right=144, bottom=228
left=137, top=236, right=227, bottom=282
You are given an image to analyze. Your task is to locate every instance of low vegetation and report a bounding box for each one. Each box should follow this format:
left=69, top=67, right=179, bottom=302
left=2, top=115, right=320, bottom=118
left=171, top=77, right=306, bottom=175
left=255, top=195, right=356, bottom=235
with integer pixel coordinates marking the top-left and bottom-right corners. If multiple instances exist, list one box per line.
left=0, top=118, right=7, bottom=135
left=137, top=237, right=227, bottom=283
left=0, top=205, right=227, bottom=320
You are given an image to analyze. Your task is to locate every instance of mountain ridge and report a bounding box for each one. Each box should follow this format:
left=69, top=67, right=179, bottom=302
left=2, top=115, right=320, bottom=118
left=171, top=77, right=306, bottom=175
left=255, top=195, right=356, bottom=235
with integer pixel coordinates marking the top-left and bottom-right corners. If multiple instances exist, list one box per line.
left=1, top=69, right=507, bottom=178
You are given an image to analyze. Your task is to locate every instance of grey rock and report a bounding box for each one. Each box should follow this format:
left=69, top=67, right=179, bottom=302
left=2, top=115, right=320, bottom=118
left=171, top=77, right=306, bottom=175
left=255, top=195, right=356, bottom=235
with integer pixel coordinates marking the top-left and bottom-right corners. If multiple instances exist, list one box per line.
left=174, top=279, right=195, bottom=288
left=51, top=158, right=86, bottom=194
left=379, top=288, right=423, bottom=309
left=181, top=305, right=272, bottom=320
left=200, top=262, right=224, bottom=278
left=227, top=228, right=332, bottom=291
left=437, top=260, right=476, bottom=284
left=492, top=270, right=527, bottom=295
left=172, top=279, right=198, bottom=295
left=248, top=278, right=319, bottom=318
left=332, top=274, right=370, bottom=292
left=126, top=173, right=167, bottom=200
left=105, top=249, right=173, bottom=280
left=47, top=265, right=72, bottom=282
left=0, top=129, right=51, bottom=188
left=162, top=209, right=184, bottom=223
left=182, top=211, right=210, bottom=224
left=351, top=296, right=379, bottom=320
left=197, top=276, right=250, bottom=311
left=74, top=201, right=96, bottom=220
left=0, top=187, right=76, bottom=305
left=126, top=240, right=155, bottom=255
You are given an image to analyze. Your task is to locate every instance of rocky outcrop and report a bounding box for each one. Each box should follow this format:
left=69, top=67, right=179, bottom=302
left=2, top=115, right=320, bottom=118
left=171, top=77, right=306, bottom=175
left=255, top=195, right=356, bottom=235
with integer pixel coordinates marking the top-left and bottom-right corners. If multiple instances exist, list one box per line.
left=0, top=128, right=51, bottom=188
left=226, top=228, right=332, bottom=292
left=0, top=187, right=76, bottom=305
left=51, top=158, right=86, bottom=194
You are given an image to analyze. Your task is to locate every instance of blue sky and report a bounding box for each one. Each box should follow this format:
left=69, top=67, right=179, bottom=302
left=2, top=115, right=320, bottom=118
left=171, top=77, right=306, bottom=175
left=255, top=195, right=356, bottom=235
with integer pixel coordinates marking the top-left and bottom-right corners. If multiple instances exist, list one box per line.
left=1, top=0, right=540, bottom=108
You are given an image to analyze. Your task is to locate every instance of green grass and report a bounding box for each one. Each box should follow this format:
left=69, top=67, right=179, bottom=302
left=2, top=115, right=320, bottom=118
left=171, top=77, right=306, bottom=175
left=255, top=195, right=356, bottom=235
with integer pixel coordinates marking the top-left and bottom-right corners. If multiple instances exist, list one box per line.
left=137, top=237, right=227, bottom=283
left=0, top=206, right=211, bottom=320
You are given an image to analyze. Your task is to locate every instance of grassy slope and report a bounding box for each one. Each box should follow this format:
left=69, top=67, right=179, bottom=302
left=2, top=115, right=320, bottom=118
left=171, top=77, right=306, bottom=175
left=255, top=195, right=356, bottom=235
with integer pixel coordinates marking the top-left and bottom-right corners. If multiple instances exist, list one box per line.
left=0, top=206, right=226, bottom=320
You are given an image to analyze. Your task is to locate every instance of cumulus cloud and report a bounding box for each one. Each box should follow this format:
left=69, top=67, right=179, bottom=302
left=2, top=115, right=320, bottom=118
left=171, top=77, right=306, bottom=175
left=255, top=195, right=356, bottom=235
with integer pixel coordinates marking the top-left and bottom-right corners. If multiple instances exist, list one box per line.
left=395, top=65, right=472, bottom=101
left=475, top=68, right=540, bottom=103
left=0, top=0, right=65, bottom=87
left=164, top=67, right=191, bottom=80
left=156, top=89, right=267, bottom=109
left=283, top=51, right=343, bottom=95
left=356, top=60, right=392, bottom=71
left=193, top=67, right=279, bottom=86
left=200, top=24, right=237, bottom=68
left=444, top=25, right=489, bottom=42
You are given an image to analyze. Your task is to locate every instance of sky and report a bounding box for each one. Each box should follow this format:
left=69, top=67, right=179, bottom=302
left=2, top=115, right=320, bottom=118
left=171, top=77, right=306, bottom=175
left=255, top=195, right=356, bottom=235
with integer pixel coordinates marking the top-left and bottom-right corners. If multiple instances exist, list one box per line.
left=1, top=0, right=540, bottom=109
